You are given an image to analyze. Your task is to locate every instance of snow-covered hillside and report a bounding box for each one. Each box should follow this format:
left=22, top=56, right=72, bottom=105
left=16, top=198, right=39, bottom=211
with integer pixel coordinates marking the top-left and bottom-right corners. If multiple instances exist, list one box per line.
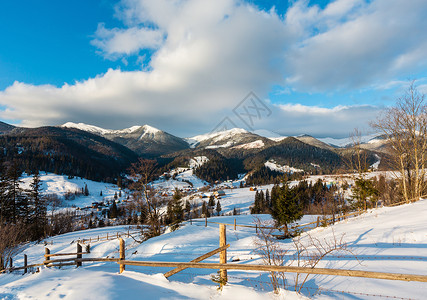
left=20, top=173, right=126, bottom=209
left=265, top=160, right=304, bottom=173
left=1, top=199, right=426, bottom=299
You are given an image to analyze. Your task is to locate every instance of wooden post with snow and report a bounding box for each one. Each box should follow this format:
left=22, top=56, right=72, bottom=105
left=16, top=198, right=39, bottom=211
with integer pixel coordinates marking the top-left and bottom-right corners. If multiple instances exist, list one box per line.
left=219, top=224, right=227, bottom=284
left=119, top=238, right=125, bottom=274
left=24, top=254, right=27, bottom=274
left=205, top=216, right=207, bottom=227
left=234, top=219, right=236, bottom=231
left=44, top=248, right=50, bottom=267
left=76, top=243, right=82, bottom=267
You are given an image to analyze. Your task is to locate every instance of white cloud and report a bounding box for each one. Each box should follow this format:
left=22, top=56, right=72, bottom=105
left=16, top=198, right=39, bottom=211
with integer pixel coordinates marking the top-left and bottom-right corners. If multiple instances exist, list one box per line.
left=1, top=0, right=427, bottom=137
left=0, top=0, right=290, bottom=135
left=91, top=23, right=164, bottom=58
left=285, top=0, right=427, bottom=91
left=271, top=103, right=381, bottom=137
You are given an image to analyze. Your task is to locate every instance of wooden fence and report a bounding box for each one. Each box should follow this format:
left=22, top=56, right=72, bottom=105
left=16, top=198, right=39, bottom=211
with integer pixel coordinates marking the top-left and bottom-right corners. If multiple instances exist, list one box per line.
left=3, top=225, right=427, bottom=286
left=190, top=194, right=425, bottom=234
left=77, top=229, right=142, bottom=244
left=189, top=209, right=365, bottom=234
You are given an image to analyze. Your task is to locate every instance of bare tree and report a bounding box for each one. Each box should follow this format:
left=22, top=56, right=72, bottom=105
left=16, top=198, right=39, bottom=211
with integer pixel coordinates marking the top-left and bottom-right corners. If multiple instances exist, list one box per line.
left=253, top=217, right=287, bottom=294
left=0, top=223, right=25, bottom=271
left=346, top=128, right=370, bottom=175
left=253, top=218, right=357, bottom=296
left=372, top=82, right=427, bottom=203
left=292, top=231, right=356, bottom=294
left=129, top=158, right=164, bottom=237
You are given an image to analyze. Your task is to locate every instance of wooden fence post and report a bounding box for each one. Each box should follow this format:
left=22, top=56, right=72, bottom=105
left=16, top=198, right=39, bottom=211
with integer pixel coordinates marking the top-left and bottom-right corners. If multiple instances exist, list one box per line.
left=119, top=238, right=125, bottom=274
left=9, top=257, right=12, bottom=271
left=44, top=247, right=50, bottom=267
left=76, top=243, right=82, bottom=267
left=219, top=224, right=227, bottom=285
left=24, top=254, right=27, bottom=274
left=234, top=219, right=236, bottom=231
left=316, top=216, right=320, bottom=227
left=205, top=216, right=207, bottom=227
left=106, top=233, right=109, bottom=240
left=256, top=224, right=258, bottom=234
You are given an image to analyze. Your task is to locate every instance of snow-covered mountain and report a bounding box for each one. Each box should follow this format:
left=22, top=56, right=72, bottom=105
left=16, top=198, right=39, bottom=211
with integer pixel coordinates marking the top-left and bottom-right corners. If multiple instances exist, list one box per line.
left=62, top=122, right=141, bottom=136
left=61, top=122, right=189, bottom=157
left=295, top=134, right=336, bottom=151
left=0, top=121, right=15, bottom=134
left=186, top=128, right=272, bottom=150
left=318, top=133, right=391, bottom=153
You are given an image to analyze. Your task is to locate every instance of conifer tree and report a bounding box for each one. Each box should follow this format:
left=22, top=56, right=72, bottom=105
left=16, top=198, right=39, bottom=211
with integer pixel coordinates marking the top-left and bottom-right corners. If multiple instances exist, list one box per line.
left=109, top=201, right=118, bottom=218
left=184, top=200, right=191, bottom=216
left=265, top=189, right=271, bottom=212
left=166, top=189, right=184, bottom=225
left=201, top=201, right=209, bottom=217
left=4, top=162, right=23, bottom=223
left=208, top=194, right=215, bottom=207
left=84, top=184, right=89, bottom=196
left=271, top=185, right=303, bottom=236
left=28, top=171, right=46, bottom=239
left=216, top=200, right=221, bottom=216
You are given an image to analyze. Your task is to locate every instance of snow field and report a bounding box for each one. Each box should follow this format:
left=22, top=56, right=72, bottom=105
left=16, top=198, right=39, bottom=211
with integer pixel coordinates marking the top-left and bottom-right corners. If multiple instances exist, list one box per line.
left=20, top=173, right=127, bottom=209
left=2, top=199, right=426, bottom=299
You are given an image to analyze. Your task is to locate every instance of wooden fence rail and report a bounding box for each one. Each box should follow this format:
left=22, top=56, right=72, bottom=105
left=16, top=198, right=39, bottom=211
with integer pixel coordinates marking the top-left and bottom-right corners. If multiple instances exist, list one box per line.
left=190, top=210, right=364, bottom=233
left=190, top=195, right=425, bottom=234
left=77, top=230, right=141, bottom=244
left=118, top=260, right=427, bottom=283
left=3, top=226, right=427, bottom=289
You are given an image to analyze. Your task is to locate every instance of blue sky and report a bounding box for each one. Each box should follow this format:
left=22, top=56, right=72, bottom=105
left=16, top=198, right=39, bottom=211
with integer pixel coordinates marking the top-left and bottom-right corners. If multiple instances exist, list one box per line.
left=1, top=0, right=426, bottom=138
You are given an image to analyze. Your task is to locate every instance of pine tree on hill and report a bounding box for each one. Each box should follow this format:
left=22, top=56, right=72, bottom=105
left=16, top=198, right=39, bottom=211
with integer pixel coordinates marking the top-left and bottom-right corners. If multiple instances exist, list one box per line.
left=84, top=184, right=89, bottom=196
left=28, top=171, right=47, bottom=239
left=109, top=201, right=118, bottom=219
left=208, top=194, right=215, bottom=207
left=271, top=185, right=303, bottom=237
left=216, top=200, right=221, bottom=216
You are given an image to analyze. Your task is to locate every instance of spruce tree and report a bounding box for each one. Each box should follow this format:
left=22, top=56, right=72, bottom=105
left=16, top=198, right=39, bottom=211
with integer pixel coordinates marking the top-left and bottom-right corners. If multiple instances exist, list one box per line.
left=5, top=162, right=23, bottom=223
left=271, top=185, right=303, bottom=236
left=0, top=162, right=7, bottom=224
left=265, top=189, right=271, bottom=213
left=259, top=190, right=265, bottom=212
left=28, top=171, right=46, bottom=239
left=208, top=194, right=215, bottom=207
left=109, top=201, right=118, bottom=218
left=184, top=200, right=191, bottom=216
left=201, top=201, right=209, bottom=217
left=216, top=200, right=221, bottom=216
